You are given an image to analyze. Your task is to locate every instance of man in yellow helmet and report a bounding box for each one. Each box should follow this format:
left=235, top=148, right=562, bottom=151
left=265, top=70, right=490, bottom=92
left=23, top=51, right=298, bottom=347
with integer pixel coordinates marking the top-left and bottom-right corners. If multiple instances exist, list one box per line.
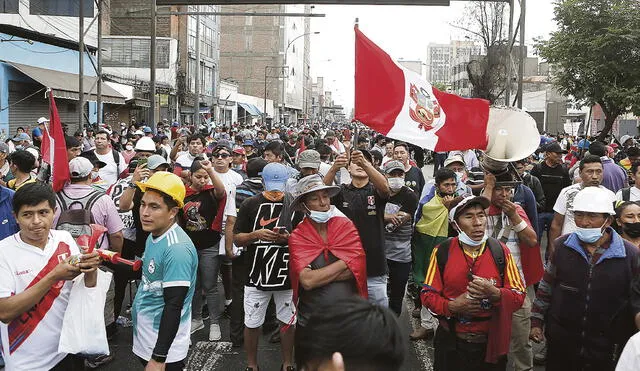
left=130, top=172, right=198, bottom=371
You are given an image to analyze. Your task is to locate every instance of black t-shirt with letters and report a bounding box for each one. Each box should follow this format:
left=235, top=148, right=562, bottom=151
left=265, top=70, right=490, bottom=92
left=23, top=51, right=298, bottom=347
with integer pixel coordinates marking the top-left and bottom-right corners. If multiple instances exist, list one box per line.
left=234, top=193, right=291, bottom=291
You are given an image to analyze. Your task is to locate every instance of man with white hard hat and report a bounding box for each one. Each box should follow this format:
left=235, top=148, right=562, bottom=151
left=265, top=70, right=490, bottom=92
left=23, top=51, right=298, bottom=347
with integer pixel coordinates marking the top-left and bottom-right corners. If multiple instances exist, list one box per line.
left=531, top=186, right=640, bottom=371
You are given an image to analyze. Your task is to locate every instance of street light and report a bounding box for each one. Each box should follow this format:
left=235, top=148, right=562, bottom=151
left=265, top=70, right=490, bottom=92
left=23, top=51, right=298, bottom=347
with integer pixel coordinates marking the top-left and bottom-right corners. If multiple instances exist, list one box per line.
left=282, top=31, right=320, bottom=124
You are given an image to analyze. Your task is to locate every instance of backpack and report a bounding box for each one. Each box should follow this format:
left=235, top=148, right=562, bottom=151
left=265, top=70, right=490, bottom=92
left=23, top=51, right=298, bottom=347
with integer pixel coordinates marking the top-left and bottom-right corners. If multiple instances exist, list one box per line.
left=436, top=237, right=506, bottom=285
left=622, top=187, right=631, bottom=202
left=55, top=189, right=104, bottom=239
left=111, top=149, right=120, bottom=167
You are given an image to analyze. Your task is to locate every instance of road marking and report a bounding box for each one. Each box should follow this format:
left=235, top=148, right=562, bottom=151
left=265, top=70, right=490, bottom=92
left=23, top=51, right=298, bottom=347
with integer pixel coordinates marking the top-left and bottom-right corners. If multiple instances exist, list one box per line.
left=186, top=341, right=233, bottom=370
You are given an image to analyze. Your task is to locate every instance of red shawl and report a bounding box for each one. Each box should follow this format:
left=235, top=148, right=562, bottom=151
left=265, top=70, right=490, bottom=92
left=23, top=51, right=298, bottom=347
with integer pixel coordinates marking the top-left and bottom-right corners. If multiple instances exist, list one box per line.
left=288, top=216, right=368, bottom=304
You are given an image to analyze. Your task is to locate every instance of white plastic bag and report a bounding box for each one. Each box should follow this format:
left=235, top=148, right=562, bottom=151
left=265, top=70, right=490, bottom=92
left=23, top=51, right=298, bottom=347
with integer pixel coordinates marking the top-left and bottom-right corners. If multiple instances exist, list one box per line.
left=58, top=269, right=112, bottom=355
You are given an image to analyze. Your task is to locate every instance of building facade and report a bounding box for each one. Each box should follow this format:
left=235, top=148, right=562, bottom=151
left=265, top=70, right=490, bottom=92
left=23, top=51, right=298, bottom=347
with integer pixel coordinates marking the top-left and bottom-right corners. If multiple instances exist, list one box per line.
left=219, top=4, right=311, bottom=125
left=426, top=40, right=481, bottom=87
left=0, top=0, right=125, bottom=137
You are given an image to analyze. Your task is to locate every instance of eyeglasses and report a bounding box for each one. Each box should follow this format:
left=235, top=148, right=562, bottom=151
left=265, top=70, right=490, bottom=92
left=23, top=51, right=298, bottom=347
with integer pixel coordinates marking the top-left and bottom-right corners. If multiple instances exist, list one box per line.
left=213, top=153, right=230, bottom=159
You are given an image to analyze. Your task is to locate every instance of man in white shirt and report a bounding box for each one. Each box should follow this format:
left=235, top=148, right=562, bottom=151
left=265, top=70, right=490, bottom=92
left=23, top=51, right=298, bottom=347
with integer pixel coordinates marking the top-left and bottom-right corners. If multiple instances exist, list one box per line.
left=93, top=130, right=126, bottom=188
left=550, top=155, right=616, bottom=252
left=174, top=134, right=206, bottom=180
left=616, top=162, right=640, bottom=202
left=0, top=182, right=100, bottom=370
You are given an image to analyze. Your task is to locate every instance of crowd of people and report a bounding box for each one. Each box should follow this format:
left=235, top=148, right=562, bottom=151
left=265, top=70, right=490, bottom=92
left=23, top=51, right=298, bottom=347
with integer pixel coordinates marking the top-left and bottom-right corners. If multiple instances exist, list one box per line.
left=1, top=118, right=640, bottom=371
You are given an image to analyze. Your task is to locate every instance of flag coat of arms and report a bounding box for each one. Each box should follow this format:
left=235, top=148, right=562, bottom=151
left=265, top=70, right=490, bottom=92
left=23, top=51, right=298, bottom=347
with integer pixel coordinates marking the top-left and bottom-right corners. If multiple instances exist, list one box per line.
left=354, top=26, right=491, bottom=152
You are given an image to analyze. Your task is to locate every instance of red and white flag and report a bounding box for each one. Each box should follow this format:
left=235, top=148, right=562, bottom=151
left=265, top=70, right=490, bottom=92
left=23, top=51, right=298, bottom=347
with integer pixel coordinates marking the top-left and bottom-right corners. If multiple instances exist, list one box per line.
left=41, top=91, right=70, bottom=191
left=354, top=27, right=490, bottom=152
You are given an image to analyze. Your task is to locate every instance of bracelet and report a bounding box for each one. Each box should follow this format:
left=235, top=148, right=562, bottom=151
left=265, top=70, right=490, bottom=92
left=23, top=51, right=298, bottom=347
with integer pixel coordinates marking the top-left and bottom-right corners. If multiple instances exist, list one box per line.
left=513, top=220, right=528, bottom=233
left=151, top=353, right=167, bottom=363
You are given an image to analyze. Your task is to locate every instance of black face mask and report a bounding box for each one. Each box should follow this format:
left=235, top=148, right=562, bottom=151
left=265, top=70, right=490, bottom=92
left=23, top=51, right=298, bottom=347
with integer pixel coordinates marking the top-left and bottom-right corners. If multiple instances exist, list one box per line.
left=622, top=222, right=640, bottom=238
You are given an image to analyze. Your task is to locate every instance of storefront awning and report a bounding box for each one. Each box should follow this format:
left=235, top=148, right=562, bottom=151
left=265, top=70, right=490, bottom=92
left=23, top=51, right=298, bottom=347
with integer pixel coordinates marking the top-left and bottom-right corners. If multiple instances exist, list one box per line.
left=237, top=102, right=263, bottom=116
left=6, top=61, right=126, bottom=105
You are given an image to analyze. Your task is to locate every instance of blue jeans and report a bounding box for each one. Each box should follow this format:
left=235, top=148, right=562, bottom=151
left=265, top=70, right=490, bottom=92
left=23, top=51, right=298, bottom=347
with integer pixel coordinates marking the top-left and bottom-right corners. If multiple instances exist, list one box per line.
left=538, top=212, right=555, bottom=261
left=367, top=275, right=389, bottom=308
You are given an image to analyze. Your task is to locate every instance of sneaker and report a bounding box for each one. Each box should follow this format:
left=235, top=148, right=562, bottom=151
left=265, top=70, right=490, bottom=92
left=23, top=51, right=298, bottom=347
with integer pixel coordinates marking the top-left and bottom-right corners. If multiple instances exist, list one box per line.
left=409, top=327, right=434, bottom=341
left=245, top=367, right=259, bottom=371
left=209, top=324, right=222, bottom=341
left=115, top=315, right=133, bottom=328
left=85, top=353, right=115, bottom=369
left=191, top=318, right=205, bottom=334
left=533, top=342, right=547, bottom=365
left=202, top=304, right=210, bottom=321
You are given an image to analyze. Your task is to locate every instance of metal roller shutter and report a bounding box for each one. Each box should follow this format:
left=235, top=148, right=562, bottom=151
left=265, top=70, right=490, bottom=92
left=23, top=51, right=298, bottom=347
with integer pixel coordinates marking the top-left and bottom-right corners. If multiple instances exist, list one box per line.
left=8, top=81, right=81, bottom=135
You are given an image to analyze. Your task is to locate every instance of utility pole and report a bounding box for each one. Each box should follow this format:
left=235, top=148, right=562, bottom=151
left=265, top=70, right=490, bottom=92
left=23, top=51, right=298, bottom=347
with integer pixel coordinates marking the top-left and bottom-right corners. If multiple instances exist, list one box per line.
left=517, top=0, right=526, bottom=109
left=193, top=9, right=201, bottom=126
left=505, top=0, right=514, bottom=106
left=79, top=0, right=85, bottom=129
left=150, top=0, right=157, bottom=131
left=96, top=0, right=102, bottom=123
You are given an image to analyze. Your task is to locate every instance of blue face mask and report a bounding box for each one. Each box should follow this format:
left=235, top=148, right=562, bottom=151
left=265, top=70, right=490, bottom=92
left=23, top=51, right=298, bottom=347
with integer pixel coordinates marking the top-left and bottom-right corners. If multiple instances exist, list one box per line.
left=454, top=222, right=488, bottom=247
left=305, top=204, right=333, bottom=224
left=575, top=224, right=605, bottom=243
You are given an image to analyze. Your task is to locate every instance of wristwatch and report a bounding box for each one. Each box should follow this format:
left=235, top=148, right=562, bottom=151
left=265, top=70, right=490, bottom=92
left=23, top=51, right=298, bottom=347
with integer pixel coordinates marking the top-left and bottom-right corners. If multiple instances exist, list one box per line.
left=151, top=353, right=167, bottom=363
left=127, top=181, right=137, bottom=189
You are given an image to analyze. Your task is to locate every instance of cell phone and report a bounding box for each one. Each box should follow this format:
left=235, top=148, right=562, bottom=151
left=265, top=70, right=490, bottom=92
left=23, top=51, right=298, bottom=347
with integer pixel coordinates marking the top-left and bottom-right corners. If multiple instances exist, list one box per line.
left=273, top=226, right=287, bottom=234
left=138, top=158, right=148, bottom=167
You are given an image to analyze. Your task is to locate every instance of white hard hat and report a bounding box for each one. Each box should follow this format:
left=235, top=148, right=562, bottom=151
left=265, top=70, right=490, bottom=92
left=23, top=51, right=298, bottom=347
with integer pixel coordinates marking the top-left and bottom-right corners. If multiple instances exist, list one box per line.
left=134, top=136, right=156, bottom=152
left=573, top=187, right=615, bottom=215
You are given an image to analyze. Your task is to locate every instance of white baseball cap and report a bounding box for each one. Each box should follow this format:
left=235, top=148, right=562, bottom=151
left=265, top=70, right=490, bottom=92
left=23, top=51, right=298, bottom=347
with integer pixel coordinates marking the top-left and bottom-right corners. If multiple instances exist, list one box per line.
left=69, top=157, right=94, bottom=178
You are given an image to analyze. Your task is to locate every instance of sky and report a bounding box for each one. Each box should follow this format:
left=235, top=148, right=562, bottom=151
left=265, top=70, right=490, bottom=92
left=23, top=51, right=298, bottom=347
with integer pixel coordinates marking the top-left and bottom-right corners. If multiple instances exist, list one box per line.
left=309, top=0, right=557, bottom=114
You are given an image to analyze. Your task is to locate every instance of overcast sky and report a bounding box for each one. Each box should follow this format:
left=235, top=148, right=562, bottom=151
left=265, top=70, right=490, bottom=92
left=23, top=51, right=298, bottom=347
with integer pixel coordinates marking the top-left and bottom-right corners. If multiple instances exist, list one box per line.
left=309, top=0, right=557, bottom=114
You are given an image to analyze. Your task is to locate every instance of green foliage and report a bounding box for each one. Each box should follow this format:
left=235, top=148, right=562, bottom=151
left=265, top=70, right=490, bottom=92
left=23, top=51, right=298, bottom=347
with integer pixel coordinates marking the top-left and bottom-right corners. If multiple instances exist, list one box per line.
left=536, top=0, right=640, bottom=140
left=432, top=81, right=448, bottom=92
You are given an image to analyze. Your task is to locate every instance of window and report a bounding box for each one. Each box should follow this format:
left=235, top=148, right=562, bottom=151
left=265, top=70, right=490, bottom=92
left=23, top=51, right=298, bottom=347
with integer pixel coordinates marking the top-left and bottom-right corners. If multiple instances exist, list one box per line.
left=0, top=0, right=18, bottom=13
left=103, top=38, right=170, bottom=69
left=31, top=0, right=93, bottom=16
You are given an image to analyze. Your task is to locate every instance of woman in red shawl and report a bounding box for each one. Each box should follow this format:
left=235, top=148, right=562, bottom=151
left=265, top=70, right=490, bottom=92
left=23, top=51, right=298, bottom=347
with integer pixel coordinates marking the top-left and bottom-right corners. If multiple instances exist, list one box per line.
left=288, top=174, right=368, bottom=332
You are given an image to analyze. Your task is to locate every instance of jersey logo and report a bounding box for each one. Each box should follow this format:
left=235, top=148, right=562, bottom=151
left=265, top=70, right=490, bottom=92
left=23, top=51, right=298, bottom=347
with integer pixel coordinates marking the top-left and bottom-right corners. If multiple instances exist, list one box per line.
left=8, top=241, right=71, bottom=354
left=259, top=217, right=279, bottom=227
left=248, top=245, right=290, bottom=288
left=148, top=258, right=156, bottom=274
left=57, top=253, right=69, bottom=262
left=367, top=195, right=375, bottom=206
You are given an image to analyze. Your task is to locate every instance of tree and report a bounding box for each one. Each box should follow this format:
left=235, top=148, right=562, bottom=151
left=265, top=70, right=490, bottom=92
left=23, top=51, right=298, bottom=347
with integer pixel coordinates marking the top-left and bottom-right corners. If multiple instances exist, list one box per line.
left=454, top=2, right=510, bottom=104
left=536, top=0, right=640, bottom=141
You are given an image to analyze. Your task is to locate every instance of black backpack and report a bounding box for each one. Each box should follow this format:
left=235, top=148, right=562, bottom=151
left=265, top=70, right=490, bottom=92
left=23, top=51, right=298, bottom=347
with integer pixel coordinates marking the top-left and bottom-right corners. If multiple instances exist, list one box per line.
left=622, top=187, right=631, bottom=202
left=55, top=189, right=104, bottom=239
left=436, top=237, right=506, bottom=285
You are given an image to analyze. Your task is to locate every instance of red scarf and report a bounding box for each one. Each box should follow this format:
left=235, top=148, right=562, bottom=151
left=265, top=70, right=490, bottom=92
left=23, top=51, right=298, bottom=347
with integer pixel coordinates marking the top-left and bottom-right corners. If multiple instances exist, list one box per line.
left=288, top=216, right=368, bottom=304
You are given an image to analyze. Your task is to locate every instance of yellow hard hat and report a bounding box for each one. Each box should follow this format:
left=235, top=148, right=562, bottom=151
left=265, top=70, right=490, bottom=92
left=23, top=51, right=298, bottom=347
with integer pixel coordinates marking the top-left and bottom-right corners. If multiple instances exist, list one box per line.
left=136, top=171, right=186, bottom=208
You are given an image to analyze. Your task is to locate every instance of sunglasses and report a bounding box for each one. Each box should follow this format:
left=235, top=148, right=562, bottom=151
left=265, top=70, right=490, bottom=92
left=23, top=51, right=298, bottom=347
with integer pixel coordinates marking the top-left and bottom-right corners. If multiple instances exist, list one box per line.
left=212, top=153, right=230, bottom=159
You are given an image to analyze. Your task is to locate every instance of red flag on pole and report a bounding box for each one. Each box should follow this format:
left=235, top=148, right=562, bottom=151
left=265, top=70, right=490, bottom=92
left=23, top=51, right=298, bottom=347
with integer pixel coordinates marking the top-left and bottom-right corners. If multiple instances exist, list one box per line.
left=41, top=91, right=70, bottom=191
left=354, top=26, right=491, bottom=152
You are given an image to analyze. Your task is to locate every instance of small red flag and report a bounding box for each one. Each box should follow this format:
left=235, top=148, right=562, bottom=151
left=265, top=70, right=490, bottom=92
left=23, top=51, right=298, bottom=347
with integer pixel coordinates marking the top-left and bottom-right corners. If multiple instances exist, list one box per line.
left=41, top=92, right=70, bottom=191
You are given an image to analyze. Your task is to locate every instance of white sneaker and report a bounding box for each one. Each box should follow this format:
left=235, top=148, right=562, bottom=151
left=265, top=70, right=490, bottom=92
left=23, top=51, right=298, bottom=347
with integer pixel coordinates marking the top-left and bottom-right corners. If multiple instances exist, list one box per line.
left=191, top=318, right=204, bottom=334
left=209, top=323, right=221, bottom=341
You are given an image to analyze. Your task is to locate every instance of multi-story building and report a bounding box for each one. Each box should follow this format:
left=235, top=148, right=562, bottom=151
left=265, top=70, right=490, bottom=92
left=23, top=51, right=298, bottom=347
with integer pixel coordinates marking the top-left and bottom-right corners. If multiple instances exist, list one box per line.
left=426, top=40, right=481, bottom=87
left=109, top=1, right=221, bottom=124
left=0, top=0, right=125, bottom=136
left=219, top=4, right=312, bottom=125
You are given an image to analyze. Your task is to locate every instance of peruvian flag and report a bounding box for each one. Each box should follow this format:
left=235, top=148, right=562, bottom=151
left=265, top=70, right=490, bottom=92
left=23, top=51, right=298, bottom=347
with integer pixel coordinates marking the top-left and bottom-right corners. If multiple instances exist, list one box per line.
left=354, top=27, right=490, bottom=152
left=41, top=91, right=70, bottom=191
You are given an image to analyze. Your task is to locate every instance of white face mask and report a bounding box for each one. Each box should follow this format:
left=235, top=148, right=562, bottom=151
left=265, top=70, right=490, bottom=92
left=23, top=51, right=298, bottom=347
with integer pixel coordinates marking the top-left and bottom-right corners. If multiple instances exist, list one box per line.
left=388, top=177, right=405, bottom=191
left=125, top=145, right=133, bottom=151
left=305, top=204, right=335, bottom=224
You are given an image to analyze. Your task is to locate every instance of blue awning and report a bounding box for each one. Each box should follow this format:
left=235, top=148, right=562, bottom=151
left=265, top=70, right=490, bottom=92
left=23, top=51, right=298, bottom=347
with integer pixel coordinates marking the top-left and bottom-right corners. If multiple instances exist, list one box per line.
left=237, top=102, right=262, bottom=116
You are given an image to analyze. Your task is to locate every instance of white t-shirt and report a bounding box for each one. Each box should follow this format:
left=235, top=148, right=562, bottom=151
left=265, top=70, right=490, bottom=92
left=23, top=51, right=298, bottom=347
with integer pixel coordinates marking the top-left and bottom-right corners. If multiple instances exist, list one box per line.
left=0, top=230, right=81, bottom=371
left=615, top=186, right=640, bottom=202
left=174, top=152, right=197, bottom=171
left=616, top=331, right=640, bottom=371
left=553, top=184, right=616, bottom=235
left=95, top=150, right=126, bottom=188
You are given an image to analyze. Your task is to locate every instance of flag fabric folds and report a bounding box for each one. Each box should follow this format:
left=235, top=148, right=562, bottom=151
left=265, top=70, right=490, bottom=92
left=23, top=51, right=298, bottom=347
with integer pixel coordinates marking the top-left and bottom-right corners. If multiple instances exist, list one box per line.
left=41, top=91, right=70, bottom=192
left=354, top=26, right=491, bottom=152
